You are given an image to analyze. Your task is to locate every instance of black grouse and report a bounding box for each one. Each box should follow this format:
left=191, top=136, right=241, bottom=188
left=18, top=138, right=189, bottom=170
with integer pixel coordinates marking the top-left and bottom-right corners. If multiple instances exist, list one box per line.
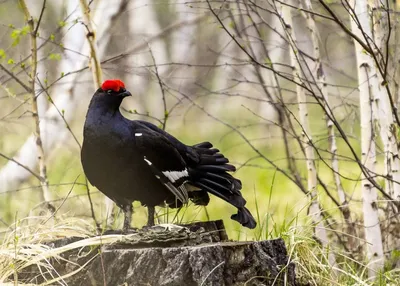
left=81, top=79, right=256, bottom=231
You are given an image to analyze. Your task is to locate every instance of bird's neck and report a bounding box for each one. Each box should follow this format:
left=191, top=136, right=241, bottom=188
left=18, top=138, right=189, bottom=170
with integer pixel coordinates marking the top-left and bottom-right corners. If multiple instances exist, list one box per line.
left=89, top=95, right=123, bottom=115
left=85, top=95, right=125, bottom=127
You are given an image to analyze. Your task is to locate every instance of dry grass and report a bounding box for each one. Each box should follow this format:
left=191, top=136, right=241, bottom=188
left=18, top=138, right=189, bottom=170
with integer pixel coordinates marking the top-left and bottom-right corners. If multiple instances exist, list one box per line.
left=0, top=210, right=399, bottom=285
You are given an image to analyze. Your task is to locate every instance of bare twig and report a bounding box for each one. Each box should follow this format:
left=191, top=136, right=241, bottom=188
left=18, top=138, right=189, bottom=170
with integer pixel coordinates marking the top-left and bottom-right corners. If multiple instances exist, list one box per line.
left=79, top=0, right=102, bottom=88
left=19, top=0, right=54, bottom=212
left=317, top=0, right=373, bottom=54
left=103, top=14, right=208, bottom=65
left=148, top=45, right=168, bottom=130
left=0, top=64, right=32, bottom=93
left=79, top=0, right=105, bottom=228
left=42, top=175, right=79, bottom=224
left=0, top=152, right=41, bottom=181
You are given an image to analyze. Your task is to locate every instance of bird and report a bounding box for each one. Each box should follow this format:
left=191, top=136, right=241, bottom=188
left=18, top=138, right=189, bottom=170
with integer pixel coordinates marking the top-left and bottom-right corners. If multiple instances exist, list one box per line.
left=81, top=79, right=256, bottom=231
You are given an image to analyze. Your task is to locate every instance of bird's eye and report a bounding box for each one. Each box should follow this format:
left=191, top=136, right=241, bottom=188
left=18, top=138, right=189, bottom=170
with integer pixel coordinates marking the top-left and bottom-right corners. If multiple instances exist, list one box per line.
left=107, top=90, right=113, bottom=94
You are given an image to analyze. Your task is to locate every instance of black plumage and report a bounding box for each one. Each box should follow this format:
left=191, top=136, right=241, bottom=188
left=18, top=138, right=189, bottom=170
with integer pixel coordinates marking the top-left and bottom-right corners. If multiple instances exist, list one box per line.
left=81, top=79, right=256, bottom=230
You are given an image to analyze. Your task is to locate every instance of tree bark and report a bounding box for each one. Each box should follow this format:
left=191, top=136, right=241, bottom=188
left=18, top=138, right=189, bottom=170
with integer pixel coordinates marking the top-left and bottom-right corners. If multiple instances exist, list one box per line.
left=280, top=0, right=336, bottom=267
left=349, top=0, right=385, bottom=277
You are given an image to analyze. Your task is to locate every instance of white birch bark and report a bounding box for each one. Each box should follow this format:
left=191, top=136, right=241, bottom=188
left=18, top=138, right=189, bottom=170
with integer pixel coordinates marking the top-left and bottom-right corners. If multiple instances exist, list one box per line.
left=301, top=1, right=355, bottom=249
left=349, top=0, right=384, bottom=276
left=369, top=0, right=400, bottom=258
left=302, top=0, right=346, bottom=204
left=281, top=1, right=336, bottom=267
left=369, top=0, right=400, bottom=203
left=0, top=0, right=125, bottom=193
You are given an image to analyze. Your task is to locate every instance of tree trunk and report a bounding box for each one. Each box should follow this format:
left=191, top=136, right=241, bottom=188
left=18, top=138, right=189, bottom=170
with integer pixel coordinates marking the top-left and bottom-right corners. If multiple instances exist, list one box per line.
left=16, top=221, right=295, bottom=286
left=349, top=0, right=385, bottom=277
left=281, top=0, right=336, bottom=268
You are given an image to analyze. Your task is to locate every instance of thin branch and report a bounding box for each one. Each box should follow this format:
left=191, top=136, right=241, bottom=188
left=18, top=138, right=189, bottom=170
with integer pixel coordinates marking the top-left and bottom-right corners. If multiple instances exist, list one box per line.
left=317, top=0, right=373, bottom=54
left=79, top=0, right=104, bottom=227
left=103, top=14, right=208, bottom=65
left=0, top=152, right=41, bottom=181
left=79, top=0, right=102, bottom=88
left=19, top=0, right=53, bottom=212
left=0, top=64, right=32, bottom=93
left=34, top=0, right=47, bottom=35
left=42, top=175, right=78, bottom=224
left=148, top=45, right=168, bottom=130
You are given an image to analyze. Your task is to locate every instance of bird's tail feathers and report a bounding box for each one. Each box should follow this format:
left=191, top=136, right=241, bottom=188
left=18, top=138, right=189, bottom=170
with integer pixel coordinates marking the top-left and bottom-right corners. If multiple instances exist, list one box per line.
left=189, top=142, right=256, bottom=229
left=231, top=207, right=257, bottom=229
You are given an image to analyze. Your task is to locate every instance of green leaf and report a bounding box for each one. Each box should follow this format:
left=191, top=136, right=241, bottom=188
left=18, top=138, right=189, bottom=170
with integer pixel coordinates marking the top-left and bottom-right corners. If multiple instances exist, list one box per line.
left=0, top=49, right=6, bottom=59
left=58, top=21, right=66, bottom=27
left=10, top=26, right=29, bottom=46
left=20, top=25, right=29, bottom=35
left=7, top=58, right=14, bottom=65
left=50, top=34, right=55, bottom=41
left=48, top=53, right=61, bottom=61
left=60, top=72, right=65, bottom=77
left=10, top=30, right=21, bottom=46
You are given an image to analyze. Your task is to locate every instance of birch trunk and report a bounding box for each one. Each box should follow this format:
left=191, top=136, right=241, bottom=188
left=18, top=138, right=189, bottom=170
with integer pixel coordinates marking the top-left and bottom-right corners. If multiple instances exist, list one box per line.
left=302, top=0, right=355, bottom=249
left=370, top=0, right=400, bottom=203
left=369, top=0, right=400, bottom=258
left=281, top=1, right=336, bottom=267
left=349, top=0, right=384, bottom=277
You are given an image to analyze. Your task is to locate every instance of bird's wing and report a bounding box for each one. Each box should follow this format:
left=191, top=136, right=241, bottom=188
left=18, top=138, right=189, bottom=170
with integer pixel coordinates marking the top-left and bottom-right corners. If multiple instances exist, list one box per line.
left=135, top=120, right=200, bottom=163
left=132, top=125, right=190, bottom=204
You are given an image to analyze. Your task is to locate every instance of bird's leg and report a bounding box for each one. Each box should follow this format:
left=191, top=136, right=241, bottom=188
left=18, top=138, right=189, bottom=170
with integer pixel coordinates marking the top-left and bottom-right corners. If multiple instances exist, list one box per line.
left=122, top=204, right=133, bottom=233
left=147, top=206, right=155, bottom=227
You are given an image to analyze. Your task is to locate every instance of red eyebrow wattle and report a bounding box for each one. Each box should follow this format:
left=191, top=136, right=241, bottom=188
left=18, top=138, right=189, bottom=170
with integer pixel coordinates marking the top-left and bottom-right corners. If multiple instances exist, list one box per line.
left=101, top=79, right=125, bottom=92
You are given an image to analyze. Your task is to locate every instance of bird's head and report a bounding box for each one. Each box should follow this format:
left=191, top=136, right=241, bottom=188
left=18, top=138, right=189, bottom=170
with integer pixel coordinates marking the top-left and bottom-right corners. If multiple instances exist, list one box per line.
left=89, top=79, right=132, bottom=112
left=98, top=79, right=132, bottom=98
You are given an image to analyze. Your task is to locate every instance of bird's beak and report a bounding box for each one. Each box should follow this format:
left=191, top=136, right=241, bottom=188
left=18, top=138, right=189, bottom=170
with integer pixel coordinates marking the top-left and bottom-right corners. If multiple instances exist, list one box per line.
left=120, top=90, right=132, bottom=98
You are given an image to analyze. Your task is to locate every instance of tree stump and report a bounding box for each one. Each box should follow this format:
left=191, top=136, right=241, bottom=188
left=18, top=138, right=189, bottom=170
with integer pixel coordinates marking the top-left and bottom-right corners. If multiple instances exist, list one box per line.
left=18, top=220, right=295, bottom=285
